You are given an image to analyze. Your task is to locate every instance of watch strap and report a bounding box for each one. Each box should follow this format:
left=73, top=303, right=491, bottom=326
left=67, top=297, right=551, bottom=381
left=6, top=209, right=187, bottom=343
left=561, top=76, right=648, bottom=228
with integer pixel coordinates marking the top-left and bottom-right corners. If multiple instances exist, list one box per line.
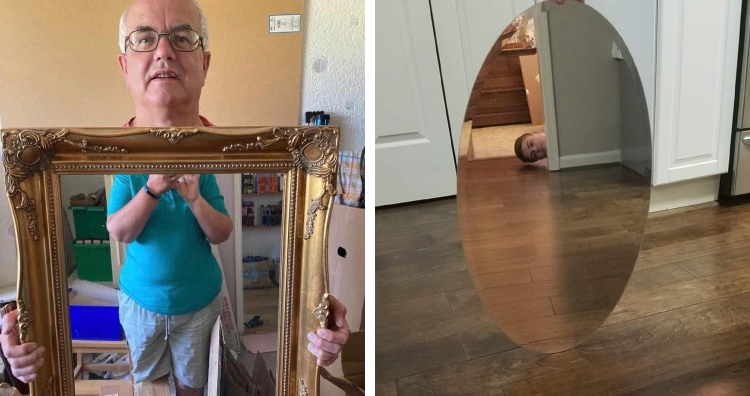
left=143, top=185, right=160, bottom=199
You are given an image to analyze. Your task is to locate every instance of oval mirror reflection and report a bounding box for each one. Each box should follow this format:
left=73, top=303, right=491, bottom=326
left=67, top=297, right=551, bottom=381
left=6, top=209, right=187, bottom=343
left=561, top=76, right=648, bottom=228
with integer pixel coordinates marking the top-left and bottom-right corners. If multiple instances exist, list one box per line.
left=457, top=1, right=652, bottom=353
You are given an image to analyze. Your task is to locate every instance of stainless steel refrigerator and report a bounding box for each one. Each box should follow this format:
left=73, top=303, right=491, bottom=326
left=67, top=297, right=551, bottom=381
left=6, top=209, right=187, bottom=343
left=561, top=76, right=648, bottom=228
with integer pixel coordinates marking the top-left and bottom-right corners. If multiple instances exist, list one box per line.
left=721, top=0, right=750, bottom=196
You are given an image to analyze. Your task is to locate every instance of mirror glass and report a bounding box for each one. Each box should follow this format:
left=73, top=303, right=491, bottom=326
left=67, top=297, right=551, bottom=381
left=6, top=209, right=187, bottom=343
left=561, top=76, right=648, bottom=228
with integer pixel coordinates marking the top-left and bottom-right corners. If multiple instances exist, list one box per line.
left=457, top=1, right=652, bottom=352
left=60, top=172, right=280, bottom=386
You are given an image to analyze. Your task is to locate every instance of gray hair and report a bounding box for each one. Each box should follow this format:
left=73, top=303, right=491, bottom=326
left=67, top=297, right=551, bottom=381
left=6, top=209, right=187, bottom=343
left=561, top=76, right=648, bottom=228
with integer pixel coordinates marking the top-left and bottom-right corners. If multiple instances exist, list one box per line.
left=118, top=0, right=210, bottom=53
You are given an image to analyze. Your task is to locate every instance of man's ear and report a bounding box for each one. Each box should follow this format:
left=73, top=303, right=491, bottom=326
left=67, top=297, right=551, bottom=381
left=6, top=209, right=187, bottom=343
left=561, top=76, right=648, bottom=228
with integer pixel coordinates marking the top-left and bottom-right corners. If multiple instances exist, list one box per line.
left=117, top=53, right=129, bottom=86
left=202, top=51, right=211, bottom=78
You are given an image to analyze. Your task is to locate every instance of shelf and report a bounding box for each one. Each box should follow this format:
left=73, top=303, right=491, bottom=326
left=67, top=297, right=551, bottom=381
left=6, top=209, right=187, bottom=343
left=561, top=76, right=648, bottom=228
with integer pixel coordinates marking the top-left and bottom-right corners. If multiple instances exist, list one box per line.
left=242, top=192, right=283, bottom=196
left=242, top=225, right=281, bottom=229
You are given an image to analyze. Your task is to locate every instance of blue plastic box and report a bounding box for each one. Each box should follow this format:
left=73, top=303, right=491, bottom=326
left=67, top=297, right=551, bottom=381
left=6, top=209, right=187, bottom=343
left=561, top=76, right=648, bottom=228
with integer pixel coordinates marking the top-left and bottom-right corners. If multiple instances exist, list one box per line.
left=69, top=304, right=123, bottom=341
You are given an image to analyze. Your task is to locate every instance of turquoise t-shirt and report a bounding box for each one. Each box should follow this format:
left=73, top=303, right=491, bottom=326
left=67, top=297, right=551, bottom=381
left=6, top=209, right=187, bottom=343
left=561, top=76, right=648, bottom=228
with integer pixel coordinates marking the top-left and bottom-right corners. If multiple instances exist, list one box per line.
left=107, top=174, right=228, bottom=315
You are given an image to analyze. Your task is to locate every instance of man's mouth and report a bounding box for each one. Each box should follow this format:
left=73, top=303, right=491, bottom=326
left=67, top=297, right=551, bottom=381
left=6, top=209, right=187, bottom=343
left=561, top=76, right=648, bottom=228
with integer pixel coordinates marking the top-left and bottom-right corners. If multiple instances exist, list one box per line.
left=151, top=71, right=178, bottom=80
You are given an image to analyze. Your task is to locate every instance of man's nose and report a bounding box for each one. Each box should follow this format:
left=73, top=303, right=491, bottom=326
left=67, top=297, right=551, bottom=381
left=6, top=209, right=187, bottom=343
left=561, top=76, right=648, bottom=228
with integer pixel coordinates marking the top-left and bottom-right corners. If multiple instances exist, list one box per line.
left=153, top=34, right=176, bottom=61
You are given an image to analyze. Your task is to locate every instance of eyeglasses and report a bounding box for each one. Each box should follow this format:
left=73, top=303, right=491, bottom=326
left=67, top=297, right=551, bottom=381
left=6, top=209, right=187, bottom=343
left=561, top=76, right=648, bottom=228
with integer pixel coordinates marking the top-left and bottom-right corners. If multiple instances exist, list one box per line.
left=125, top=28, right=203, bottom=52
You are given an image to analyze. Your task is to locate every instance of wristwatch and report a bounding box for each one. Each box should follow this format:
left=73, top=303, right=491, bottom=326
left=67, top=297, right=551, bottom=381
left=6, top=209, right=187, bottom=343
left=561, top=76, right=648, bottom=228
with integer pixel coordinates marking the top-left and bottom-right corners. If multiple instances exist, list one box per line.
left=143, top=184, right=160, bottom=199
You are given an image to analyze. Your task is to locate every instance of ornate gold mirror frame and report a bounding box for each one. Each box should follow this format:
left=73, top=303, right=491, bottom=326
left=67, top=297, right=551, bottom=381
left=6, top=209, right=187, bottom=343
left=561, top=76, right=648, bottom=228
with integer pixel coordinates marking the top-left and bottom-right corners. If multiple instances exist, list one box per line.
left=2, top=125, right=339, bottom=395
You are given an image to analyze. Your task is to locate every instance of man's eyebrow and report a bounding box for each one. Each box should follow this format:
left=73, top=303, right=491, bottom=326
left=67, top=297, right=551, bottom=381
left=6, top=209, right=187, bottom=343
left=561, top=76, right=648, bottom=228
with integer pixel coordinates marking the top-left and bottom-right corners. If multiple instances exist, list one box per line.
left=132, top=23, right=195, bottom=32
left=171, top=23, right=195, bottom=31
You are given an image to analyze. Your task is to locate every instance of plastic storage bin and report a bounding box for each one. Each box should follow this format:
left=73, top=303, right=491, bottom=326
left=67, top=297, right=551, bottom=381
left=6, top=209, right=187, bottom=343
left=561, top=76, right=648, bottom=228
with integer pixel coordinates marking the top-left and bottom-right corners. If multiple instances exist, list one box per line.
left=72, top=243, right=112, bottom=282
left=70, top=206, right=109, bottom=240
left=69, top=305, right=123, bottom=341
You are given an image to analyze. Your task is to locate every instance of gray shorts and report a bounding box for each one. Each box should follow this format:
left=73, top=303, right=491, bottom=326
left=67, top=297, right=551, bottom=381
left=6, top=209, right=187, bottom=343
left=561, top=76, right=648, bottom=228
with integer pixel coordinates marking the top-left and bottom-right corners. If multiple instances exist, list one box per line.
left=118, top=291, right=222, bottom=388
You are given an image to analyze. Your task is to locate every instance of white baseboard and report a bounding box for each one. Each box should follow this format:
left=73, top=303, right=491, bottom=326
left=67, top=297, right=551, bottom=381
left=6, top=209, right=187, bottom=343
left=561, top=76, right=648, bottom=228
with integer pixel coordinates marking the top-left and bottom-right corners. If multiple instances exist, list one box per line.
left=559, top=150, right=621, bottom=169
left=649, top=175, right=720, bottom=213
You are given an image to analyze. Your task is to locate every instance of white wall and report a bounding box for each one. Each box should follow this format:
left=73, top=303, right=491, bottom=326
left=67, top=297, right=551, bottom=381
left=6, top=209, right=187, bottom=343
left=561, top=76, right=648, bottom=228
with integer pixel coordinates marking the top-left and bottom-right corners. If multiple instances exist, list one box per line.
left=0, top=117, right=18, bottom=288
left=548, top=2, right=621, bottom=159
left=585, top=0, right=656, bottom=128
left=299, top=0, right=366, bottom=152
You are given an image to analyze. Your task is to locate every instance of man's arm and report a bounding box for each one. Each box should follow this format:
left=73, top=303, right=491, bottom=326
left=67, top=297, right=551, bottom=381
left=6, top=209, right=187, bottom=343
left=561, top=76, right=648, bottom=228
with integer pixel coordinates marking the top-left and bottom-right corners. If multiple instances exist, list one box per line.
left=175, top=174, right=233, bottom=244
left=107, top=174, right=177, bottom=243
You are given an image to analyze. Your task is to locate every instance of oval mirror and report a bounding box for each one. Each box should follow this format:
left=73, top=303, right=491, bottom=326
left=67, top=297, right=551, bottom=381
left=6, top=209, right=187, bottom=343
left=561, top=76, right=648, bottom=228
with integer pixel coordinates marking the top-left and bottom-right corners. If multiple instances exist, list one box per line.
left=457, top=1, right=652, bottom=353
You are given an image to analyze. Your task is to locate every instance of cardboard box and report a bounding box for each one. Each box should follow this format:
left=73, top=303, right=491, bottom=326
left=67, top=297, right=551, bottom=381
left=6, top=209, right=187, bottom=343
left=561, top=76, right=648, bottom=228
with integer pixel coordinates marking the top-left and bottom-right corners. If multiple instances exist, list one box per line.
left=327, top=204, right=365, bottom=331
left=207, top=317, right=276, bottom=396
left=320, top=331, right=365, bottom=396
left=519, top=54, right=545, bottom=127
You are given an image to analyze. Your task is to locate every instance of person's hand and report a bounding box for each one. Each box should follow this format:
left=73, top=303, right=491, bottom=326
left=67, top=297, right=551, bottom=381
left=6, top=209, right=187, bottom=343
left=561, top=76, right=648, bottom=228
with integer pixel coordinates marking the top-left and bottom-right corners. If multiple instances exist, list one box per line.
left=306, top=295, right=350, bottom=366
left=146, top=174, right=182, bottom=196
left=174, top=174, right=201, bottom=203
left=0, top=310, right=45, bottom=383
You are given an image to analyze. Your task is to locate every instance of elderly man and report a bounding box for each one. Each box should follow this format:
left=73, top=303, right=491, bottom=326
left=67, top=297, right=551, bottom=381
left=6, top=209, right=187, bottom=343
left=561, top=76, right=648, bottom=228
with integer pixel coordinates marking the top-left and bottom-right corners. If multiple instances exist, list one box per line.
left=0, top=0, right=349, bottom=393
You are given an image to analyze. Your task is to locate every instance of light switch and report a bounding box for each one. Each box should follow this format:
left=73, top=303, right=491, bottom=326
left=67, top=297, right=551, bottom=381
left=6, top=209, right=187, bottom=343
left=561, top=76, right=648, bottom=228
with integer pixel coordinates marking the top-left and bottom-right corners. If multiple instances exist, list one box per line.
left=269, top=14, right=301, bottom=33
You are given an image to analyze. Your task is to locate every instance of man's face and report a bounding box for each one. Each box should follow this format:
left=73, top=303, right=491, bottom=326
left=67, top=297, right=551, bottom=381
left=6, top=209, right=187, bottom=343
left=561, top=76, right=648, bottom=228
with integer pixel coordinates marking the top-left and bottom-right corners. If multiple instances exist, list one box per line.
left=117, top=0, right=210, bottom=109
left=521, top=132, right=547, bottom=162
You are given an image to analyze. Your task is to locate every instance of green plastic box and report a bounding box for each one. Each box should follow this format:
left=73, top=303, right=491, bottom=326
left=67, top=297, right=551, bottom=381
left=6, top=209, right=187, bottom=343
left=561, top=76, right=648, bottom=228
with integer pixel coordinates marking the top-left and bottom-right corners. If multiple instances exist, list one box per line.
left=72, top=243, right=112, bottom=282
left=70, top=206, right=109, bottom=240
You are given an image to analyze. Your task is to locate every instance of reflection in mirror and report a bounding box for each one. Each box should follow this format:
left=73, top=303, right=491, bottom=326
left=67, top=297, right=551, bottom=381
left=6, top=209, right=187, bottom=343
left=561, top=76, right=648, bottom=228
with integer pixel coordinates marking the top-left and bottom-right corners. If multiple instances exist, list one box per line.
left=239, top=172, right=284, bottom=380
left=457, top=1, right=652, bottom=353
left=60, top=172, right=281, bottom=388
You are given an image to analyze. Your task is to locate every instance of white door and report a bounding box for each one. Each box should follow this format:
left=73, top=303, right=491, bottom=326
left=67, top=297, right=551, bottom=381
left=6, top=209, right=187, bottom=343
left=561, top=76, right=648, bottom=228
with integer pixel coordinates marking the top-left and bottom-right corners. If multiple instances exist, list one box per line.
left=375, top=0, right=457, bottom=206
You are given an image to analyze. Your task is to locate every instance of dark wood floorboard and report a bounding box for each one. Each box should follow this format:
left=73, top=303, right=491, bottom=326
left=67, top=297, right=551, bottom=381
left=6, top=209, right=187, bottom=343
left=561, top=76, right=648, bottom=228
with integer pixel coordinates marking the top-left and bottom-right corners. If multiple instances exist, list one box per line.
left=376, top=198, right=750, bottom=395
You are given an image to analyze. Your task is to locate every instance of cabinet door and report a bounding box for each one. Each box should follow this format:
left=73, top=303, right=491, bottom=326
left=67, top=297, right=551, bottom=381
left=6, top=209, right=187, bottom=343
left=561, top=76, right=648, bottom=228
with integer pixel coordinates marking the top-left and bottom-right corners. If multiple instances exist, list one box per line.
left=375, top=0, right=457, bottom=206
left=653, top=0, right=742, bottom=185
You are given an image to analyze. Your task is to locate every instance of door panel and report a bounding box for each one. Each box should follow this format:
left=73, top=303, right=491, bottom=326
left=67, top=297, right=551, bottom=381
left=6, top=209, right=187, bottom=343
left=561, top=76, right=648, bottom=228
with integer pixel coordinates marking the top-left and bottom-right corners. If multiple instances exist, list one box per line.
left=654, top=0, right=741, bottom=184
left=375, top=0, right=457, bottom=206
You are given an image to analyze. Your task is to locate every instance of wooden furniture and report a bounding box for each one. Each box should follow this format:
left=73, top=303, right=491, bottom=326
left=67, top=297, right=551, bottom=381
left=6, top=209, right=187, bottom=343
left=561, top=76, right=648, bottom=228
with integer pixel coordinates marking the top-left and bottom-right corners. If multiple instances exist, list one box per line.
left=71, top=339, right=131, bottom=381
left=72, top=379, right=169, bottom=396
left=74, top=380, right=131, bottom=396
left=464, top=35, right=537, bottom=128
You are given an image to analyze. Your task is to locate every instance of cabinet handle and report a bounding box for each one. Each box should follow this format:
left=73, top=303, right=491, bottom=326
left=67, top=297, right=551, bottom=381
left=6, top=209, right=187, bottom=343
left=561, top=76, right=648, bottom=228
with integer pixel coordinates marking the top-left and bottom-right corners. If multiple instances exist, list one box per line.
left=743, top=136, right=750, bottom=146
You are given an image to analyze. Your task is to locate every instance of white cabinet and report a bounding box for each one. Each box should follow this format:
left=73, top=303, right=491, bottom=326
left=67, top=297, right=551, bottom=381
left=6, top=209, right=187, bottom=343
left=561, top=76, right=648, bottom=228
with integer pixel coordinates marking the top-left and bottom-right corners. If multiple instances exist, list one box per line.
left=652, top=0, right=742, bottom=185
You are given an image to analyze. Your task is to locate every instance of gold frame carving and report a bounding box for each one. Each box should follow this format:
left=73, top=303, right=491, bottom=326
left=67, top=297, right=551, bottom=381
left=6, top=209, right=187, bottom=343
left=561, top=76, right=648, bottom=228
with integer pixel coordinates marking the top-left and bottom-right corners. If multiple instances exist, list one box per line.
left=2, top=126, right=338, bottom=395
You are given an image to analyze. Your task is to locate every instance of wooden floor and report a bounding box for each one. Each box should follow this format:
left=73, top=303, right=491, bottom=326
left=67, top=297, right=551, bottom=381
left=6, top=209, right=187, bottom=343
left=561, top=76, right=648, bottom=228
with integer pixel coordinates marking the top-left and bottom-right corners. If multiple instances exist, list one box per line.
left=243, top=285, right=279, bottom=336
left=456, top=157, right=650, bottom=352
left=469, top=123, right=541, bottom=160
left=376, top=197, right=750, bottom=395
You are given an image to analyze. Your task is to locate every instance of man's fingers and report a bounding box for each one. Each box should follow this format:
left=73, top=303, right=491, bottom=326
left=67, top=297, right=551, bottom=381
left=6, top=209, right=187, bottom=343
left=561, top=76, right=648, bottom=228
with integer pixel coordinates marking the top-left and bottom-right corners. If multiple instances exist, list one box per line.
left=334, top=314, right=350, bottom=334
left=4, top=342, right=39, bottom=359
left=307, top=331, right=345, bottom=355
left=1, top=310, right=18, bottom=336
left=14, top=355, right=44, bottom=383
left=316, top=326, right=349, bottom=346
left=307, top=342, right=339, bottom=364
left=16, top=374, right=37, bottom=384
left=328, top=295, right=348, bottom=318
left=7, top=347, right=44, bottom=382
